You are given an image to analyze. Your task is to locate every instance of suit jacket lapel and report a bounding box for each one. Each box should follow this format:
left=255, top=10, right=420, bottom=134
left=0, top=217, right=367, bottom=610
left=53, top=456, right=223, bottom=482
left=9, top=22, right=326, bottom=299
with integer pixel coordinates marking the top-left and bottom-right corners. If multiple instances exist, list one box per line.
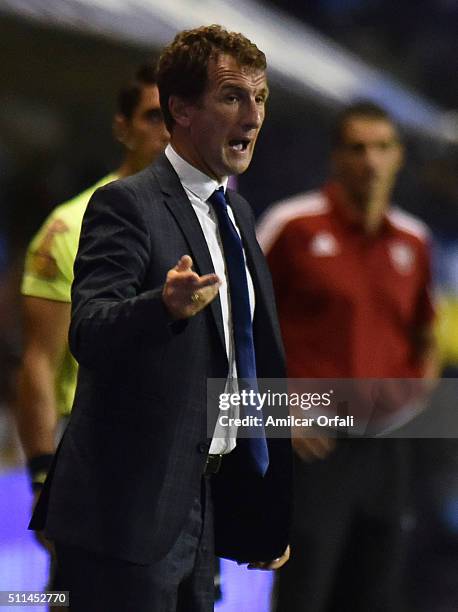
left=150, top=155, right=227, bottom=354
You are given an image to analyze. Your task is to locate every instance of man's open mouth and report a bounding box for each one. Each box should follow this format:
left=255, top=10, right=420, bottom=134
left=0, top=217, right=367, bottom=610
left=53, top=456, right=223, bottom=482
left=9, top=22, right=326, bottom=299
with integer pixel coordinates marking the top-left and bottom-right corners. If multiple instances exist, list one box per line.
left=228, top=139, right=250, bottom=152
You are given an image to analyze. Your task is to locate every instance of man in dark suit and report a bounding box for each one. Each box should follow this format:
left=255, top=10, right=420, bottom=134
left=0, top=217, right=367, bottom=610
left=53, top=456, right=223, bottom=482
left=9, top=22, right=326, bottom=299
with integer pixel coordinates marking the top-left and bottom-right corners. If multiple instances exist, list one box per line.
left=30, top=25, right=291, bottom=611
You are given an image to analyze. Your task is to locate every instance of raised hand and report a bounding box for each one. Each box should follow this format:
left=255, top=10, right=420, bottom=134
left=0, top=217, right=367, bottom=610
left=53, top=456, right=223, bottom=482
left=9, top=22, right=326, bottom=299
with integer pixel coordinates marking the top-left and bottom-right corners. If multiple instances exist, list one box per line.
left=162, top=255, right=221, bottom=320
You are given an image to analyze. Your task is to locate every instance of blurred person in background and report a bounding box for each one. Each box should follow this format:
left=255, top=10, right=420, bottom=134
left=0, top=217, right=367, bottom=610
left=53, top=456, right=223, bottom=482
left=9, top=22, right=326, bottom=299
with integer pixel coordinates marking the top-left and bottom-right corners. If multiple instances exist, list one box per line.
left=14, top=62, right=169, bottom=582
left=258, top=101, right=437, bottom=612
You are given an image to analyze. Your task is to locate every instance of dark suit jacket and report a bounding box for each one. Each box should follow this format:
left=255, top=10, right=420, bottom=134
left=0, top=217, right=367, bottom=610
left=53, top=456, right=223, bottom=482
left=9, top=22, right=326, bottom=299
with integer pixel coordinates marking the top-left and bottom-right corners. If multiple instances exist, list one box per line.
left=30, top=153, right=291, bottom=564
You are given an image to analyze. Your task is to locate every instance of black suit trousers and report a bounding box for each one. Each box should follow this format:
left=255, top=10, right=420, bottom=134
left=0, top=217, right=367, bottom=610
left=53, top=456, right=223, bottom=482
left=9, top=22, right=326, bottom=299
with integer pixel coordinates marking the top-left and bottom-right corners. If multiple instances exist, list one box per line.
left=273, top=439, right=410, bottom=612
left=54, top=477, right=214, bottom=612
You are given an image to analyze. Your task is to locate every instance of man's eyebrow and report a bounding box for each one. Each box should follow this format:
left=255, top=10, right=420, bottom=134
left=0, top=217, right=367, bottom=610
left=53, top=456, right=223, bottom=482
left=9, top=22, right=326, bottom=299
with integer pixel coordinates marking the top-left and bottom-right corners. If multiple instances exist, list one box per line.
left=221, top=84, right=269, bottom=97
left=144, top=108, right=163, bottom=116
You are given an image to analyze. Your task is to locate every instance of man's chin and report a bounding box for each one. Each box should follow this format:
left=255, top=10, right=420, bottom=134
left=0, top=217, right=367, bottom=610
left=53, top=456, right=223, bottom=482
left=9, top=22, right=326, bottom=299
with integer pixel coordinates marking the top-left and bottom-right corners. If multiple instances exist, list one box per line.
left=224, top=159, right=252, bottom=177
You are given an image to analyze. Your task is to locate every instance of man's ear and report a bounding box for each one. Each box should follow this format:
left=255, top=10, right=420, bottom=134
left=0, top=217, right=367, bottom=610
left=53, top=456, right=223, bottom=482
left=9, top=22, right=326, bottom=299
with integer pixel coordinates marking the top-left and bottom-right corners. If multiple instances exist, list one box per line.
left=169, top=96, right=195, bottom=128
left=113, top=114, right=128, bottom=145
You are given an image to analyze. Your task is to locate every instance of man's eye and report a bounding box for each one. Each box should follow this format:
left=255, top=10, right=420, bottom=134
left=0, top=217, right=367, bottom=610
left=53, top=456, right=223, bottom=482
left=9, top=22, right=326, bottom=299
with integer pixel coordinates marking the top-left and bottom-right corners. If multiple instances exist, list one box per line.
left=348, top=144, right=365, bottom=153
left=145, top=110, right=163, bottom=123
left=255, top=96, right=266, bottom=104
left=226, top=95, right=239, bottom=103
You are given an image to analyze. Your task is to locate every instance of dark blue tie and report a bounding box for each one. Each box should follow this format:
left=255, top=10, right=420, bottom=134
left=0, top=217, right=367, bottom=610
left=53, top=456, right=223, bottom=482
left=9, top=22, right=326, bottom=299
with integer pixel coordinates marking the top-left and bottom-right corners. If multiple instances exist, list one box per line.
left=209, top=187, right=269, bottom=476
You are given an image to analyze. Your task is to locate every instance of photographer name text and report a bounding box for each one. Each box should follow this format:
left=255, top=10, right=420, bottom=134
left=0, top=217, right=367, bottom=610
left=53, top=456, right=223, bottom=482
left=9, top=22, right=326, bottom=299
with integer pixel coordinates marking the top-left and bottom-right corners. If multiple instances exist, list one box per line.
left=218, top=415, right=355, bottom=428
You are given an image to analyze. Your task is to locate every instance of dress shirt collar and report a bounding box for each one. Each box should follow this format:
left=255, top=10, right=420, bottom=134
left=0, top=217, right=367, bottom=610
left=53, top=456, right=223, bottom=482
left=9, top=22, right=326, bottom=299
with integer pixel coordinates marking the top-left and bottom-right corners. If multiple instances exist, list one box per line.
left=165, top=144, right=228, bottom=203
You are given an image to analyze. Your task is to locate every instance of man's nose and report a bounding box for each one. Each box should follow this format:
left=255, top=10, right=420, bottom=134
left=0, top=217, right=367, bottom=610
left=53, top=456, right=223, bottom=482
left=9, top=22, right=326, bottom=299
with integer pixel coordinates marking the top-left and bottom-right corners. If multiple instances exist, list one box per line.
left=363, top=145, right=383, bottom=168
left=243, top=99, right=263, bottom=130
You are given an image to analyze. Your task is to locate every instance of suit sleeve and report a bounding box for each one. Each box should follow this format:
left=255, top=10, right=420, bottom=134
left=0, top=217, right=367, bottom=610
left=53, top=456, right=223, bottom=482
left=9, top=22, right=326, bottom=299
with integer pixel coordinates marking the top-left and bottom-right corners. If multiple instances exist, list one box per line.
left=69, top=181, right=175, bottom=369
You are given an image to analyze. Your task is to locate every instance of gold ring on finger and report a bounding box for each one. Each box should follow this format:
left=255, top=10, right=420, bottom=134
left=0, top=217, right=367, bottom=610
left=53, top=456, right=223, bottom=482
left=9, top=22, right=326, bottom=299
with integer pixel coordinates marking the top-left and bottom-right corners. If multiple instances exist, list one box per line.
left=191, top=291, right=202, bottom=305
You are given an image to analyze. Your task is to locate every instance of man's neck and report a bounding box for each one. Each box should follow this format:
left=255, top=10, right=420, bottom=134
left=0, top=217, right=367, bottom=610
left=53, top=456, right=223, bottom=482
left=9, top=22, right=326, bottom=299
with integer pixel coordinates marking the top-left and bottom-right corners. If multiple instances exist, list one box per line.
left=116, top=154, right=143, bottom=179
left=170, top=137, right=223, bottom=183
left=339, top=184, right=390, bottom=236
left=362, top=197, right=389, bottom=235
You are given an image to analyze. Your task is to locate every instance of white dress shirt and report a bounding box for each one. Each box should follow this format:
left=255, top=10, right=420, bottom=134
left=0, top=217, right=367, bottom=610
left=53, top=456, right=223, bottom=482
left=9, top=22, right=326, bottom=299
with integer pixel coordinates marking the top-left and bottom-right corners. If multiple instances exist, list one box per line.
left=165, top=144, right=255, bottom=454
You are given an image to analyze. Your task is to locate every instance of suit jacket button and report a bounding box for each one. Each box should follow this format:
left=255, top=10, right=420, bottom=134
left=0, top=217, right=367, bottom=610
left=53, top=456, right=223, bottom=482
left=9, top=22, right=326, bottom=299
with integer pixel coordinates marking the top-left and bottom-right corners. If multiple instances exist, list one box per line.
left=197, top=442, right=209, bottom=453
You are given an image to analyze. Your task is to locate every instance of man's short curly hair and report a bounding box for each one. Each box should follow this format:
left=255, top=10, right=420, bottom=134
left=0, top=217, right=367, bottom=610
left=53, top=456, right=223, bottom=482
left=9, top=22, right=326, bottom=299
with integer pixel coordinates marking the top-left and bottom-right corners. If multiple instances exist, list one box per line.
left=157, top=24, right=266, bottom=131
left=117, top=64, right=158, bottom=120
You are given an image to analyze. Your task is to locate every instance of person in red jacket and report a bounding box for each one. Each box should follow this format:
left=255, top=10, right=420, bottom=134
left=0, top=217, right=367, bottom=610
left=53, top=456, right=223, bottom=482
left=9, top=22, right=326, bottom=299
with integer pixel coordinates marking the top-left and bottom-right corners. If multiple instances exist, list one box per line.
left=258, top=101, right=437, bottom=612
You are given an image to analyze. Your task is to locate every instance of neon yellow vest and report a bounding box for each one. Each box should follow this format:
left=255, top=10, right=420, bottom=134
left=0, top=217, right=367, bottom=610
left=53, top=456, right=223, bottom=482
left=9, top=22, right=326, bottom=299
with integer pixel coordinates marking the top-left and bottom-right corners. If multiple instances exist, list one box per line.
left=22, top=174, right=117, bottom=415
